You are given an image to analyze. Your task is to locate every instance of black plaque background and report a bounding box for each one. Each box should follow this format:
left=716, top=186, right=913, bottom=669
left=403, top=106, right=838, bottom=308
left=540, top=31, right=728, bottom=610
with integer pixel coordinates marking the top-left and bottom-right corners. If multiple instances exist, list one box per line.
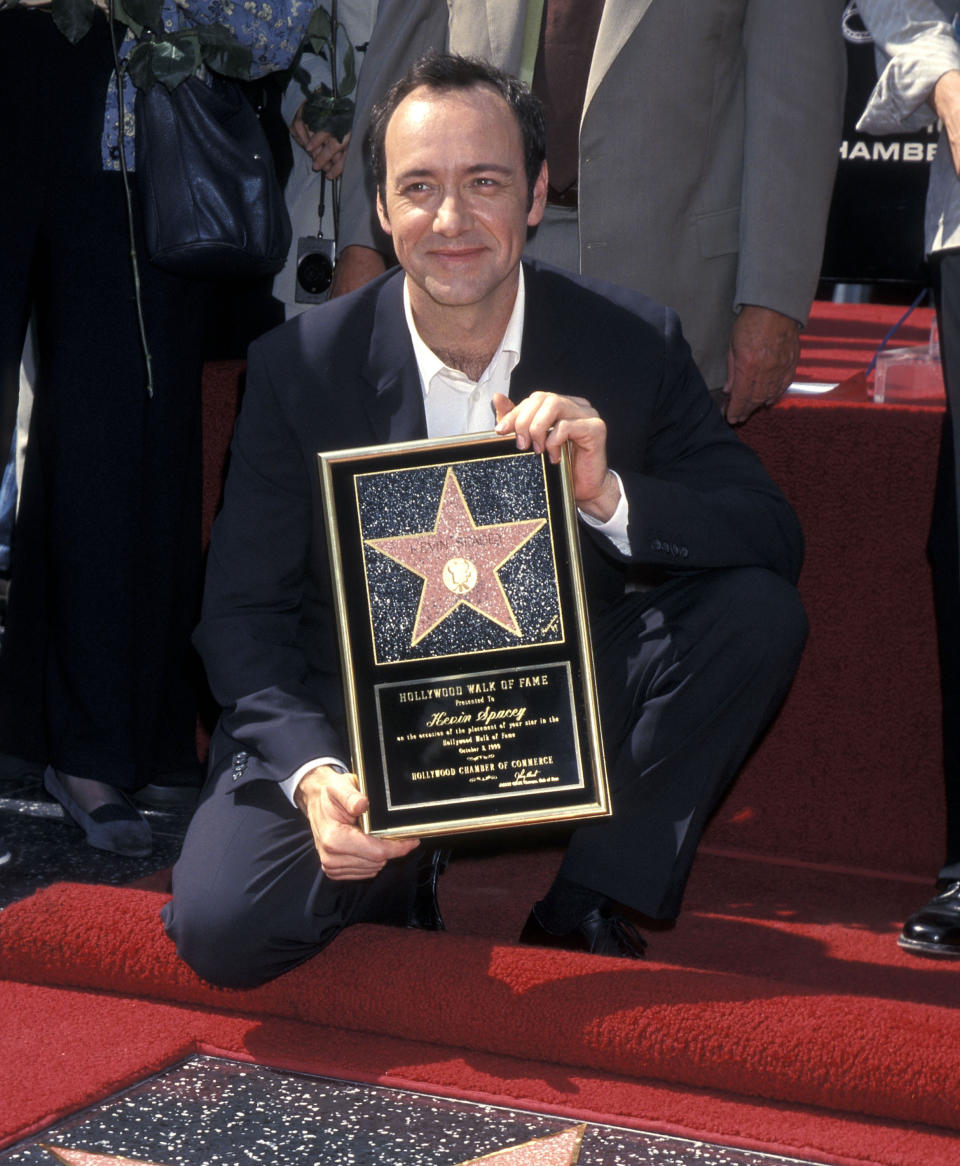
left=319, top=434, right=608, bottom=838
left=376, top=662, right=584, bottom=816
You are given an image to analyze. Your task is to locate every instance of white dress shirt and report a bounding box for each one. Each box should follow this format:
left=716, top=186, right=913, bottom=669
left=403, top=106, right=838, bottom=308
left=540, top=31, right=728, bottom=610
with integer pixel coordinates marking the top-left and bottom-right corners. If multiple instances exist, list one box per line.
left=406, top=268, right=523, bottom=435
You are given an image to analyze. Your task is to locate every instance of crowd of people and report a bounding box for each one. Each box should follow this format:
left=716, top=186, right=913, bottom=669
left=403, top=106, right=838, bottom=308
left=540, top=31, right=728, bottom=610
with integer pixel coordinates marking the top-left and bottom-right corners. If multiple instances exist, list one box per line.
left=1, top=0, right=957, bottom=965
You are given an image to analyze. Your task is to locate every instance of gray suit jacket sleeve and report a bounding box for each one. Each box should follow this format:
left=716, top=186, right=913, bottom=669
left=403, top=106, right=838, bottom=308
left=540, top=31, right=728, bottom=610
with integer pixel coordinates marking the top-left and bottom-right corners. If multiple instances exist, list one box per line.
left=336, top=0, right=449, bottom=253
left=735, top=0, right=847, bottom=325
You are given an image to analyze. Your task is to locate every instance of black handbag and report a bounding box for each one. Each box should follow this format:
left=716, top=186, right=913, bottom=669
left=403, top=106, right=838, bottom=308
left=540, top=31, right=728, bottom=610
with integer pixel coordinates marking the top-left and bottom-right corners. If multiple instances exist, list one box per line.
left=135, top=74, right=292, bottom=279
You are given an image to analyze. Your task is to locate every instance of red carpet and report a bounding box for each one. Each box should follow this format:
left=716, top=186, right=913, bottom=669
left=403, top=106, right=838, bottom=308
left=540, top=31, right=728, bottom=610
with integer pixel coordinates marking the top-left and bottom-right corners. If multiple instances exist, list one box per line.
left=2, top=847, right=959, bottom=1165
left=3, top=307, right=957, bottom=1164
left=793, top=300, right=937, bottom=390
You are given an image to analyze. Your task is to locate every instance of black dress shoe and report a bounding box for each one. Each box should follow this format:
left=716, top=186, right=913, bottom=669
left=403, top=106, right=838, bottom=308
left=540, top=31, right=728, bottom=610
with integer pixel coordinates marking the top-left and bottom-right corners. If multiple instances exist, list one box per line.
left=898, top=880, right=960, bottom=958
left=408, top=847, right=449, bottom=931
left=519, top=902, right=647, bottom=959
left=361, top=846, right=449, bottom=931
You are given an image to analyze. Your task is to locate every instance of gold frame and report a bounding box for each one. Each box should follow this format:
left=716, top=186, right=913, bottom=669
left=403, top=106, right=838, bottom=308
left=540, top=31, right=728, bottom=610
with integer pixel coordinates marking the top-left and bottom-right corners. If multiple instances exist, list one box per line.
left=319, top=432, right=609, bottom=838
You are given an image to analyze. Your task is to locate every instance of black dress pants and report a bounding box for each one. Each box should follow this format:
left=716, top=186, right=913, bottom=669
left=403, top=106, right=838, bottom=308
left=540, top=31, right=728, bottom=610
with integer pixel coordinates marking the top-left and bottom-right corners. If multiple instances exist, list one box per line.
left=0, top=11, right=207, bottom=786
left=164, top=565, right=807, bottom=988
left=930, top=252, right=960, bottom=878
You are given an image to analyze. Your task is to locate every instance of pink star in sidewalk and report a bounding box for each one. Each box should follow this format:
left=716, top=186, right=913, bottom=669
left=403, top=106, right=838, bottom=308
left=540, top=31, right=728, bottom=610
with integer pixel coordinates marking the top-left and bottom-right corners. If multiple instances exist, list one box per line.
left=366, top=468, right=545, bottom=645
left=456, top=1123, right=586, bottom=1164
left=40, top=1145, right=171, bottom=1166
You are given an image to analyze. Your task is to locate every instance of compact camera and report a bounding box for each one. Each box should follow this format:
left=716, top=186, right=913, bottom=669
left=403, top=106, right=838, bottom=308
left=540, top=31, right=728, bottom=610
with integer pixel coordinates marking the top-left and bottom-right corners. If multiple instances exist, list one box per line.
left=295, top=236, right=336, bottom=303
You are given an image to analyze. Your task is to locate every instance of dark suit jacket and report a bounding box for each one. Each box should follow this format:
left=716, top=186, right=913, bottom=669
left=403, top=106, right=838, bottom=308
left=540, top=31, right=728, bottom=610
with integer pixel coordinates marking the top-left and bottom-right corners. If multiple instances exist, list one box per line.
left=195, top=261, right=803, bottom=789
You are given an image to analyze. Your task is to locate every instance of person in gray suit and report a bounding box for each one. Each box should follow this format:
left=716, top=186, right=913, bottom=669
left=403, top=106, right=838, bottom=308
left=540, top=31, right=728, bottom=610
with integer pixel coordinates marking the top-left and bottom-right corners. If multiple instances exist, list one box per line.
left=330, top=0, right=847, bottom=425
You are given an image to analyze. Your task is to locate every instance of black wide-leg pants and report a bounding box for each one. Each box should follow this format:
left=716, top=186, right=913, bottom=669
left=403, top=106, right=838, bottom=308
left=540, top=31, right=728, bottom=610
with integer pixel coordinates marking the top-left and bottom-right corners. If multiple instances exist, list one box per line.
left=929, top=252, right=960, bottom=879
left=164, top=565, right=807, bottom=988
left=0, top=11, right=207, bottom=786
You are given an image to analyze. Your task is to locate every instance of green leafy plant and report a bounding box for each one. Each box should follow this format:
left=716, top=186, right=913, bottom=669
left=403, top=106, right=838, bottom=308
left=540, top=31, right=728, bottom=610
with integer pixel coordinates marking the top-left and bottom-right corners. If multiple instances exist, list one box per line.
left=14, top=0, right=355, bottom=138
left=288, top=5, right=356, bottom=139
left=41, top=0, right=254, bottom=87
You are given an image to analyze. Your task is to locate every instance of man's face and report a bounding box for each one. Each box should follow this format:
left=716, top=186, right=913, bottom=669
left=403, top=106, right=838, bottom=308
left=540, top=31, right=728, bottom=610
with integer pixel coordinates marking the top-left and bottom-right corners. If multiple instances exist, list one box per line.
left=377, top=83, right=547, bottom=320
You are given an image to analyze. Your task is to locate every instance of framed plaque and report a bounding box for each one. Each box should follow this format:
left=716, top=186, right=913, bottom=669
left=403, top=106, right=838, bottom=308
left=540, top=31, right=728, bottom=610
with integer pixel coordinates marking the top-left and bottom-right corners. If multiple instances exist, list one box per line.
left=318, top=433, right=609, bottom=838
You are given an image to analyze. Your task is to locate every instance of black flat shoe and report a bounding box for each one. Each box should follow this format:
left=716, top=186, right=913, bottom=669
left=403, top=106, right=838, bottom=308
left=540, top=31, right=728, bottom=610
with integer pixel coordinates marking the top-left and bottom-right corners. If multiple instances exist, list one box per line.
left=44, top=766, right=152, bottom=858
left=519, top=902, right=647, bottom=959
left=898, top=880, right=960, bottom=958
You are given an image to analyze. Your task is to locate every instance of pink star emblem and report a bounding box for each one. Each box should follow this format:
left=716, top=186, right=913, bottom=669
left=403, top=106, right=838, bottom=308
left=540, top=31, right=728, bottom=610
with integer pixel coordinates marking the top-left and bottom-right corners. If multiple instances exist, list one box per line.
left=366, top=468, right=546, bottom=645
left=456, top=1124, right=587, bottom=1164
left=40, top=1146, right=171, bottom=1166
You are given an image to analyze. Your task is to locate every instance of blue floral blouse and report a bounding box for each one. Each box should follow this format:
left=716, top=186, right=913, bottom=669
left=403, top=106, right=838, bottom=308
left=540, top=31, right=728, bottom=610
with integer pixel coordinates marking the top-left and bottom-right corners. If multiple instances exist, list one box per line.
left=104, top=0, right=315, bottom=169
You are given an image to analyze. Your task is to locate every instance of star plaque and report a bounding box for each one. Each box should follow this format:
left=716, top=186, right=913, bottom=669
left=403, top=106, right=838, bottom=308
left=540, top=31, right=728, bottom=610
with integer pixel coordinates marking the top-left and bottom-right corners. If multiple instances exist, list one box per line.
left=319, top=434, right=609, bottom=838
left=364, top=467, right=548, bottom=649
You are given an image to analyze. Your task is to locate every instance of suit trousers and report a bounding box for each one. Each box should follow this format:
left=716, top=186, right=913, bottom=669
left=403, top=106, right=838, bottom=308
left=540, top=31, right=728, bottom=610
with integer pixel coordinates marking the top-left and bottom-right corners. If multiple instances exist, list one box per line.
left=930, top=252, right=960, bottom=878
left=165, top=564, right=806, bottom=988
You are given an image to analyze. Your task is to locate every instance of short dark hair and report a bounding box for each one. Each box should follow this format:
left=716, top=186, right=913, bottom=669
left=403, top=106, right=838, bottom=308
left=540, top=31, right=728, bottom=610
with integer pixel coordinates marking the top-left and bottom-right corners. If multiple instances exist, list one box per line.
left=369, top=51, right=546, bottom=212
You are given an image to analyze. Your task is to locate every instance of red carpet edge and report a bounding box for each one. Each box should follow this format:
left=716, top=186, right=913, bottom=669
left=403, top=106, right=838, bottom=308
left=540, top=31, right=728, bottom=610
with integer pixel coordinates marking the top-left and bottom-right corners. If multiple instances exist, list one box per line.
left=4, top=977, right=959, bottom=1166
left=1, top=882, right=957, bottom=1140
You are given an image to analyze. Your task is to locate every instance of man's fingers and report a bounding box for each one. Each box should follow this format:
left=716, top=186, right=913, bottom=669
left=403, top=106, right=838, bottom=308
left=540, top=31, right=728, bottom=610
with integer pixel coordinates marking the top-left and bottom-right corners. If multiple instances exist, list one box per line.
left=316, top=821, right=419, bottom=880
left=321, top=830, right=420, bottom=880
left=289, top=104, right=310, bottom=149
left=306, top=131, right=347, bottom=169
left=328, top=782, right=367, bottom=823
left=724, top=307, right=800, bottom=425
left=544, top=415, right=607, bottom=463
left=725, top=360, right=793, bottom=424
left=297, top=766, right=420, bottom=878
left=495, top=391, right=597, bottom=451
left=312, top=770, right=366, bottom=824
left=492, top=392, right=513, bottom=424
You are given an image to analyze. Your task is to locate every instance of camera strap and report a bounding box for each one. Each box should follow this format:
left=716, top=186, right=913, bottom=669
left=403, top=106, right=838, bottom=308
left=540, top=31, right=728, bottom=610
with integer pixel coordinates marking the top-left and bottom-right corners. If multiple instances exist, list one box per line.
left=316, top=0, right=340, bottom=249
left=315, top=171, right=329, bottom=240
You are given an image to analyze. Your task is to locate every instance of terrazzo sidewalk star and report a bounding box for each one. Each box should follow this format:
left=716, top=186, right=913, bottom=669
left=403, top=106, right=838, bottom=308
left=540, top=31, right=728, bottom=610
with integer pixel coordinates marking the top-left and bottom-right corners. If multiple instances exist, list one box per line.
left=457, top=1124, right=585, bottom=1164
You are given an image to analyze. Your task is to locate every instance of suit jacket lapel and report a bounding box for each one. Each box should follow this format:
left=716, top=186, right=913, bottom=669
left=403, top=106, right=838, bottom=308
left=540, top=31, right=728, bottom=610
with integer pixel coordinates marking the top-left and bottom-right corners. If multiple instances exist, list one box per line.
left=510, top=262, right=574, bottom=402
left=361, top=272, right=427, bottom=445
left=584, top=0, right=651, bottom=118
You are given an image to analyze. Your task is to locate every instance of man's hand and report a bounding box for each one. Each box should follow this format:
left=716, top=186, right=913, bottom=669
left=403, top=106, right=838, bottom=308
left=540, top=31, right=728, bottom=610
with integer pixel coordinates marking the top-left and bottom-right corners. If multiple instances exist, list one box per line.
left=290, top=104, right=350, bottom=179
left=294, top=765, right=418, bottom=879
left=329, top=244, right=390, bottom=298
left=493, top=391, right=620, bottom=522
left=722, top=305, right=801, bottom=426
left=933, top=70, right=960, bottom=177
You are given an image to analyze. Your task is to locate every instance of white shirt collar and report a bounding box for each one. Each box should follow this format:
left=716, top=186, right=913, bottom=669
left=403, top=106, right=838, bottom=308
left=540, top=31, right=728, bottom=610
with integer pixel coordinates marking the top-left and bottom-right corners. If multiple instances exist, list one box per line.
left=402, top=266, right=526, bottom=399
